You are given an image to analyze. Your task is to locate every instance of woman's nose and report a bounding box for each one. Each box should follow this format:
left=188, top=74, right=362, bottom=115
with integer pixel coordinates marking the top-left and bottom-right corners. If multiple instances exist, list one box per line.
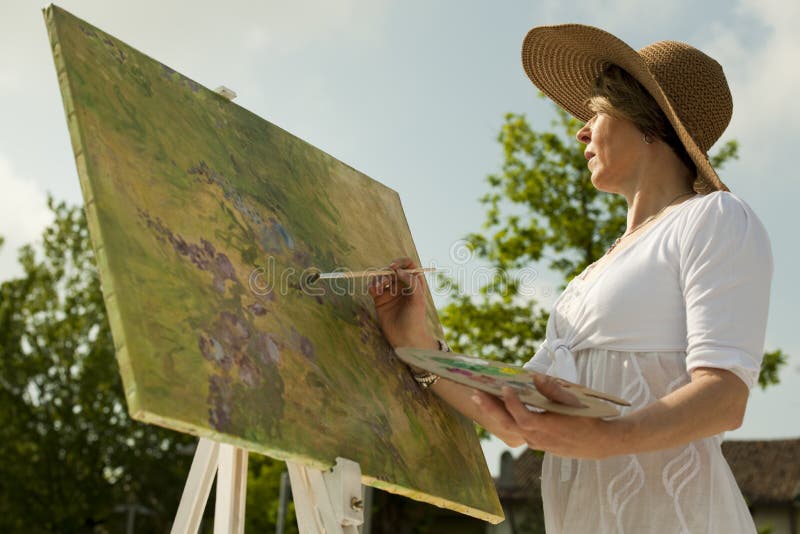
left=576, top=122, right=591, bottom=144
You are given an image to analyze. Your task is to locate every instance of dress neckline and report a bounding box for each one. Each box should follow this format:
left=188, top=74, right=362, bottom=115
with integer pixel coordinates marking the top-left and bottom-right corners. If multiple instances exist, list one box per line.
left=572, top=193, right=702, bottom=289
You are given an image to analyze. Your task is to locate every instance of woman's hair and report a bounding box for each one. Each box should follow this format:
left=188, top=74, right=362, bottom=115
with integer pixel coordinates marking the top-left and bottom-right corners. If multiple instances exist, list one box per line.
left=587, top=65, right=697, bottom=181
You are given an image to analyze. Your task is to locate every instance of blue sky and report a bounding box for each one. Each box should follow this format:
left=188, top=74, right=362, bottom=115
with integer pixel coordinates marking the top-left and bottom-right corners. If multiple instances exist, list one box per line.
left=1, top=0, right=798, bottom=475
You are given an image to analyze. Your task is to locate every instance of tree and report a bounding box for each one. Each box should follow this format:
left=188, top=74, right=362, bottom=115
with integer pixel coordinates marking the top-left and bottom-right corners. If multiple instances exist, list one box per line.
left=246, top=455, right=297, bottom=534
left=439, top=101, right=785, bottom=387
left=0, top=199, right=291, bottom=532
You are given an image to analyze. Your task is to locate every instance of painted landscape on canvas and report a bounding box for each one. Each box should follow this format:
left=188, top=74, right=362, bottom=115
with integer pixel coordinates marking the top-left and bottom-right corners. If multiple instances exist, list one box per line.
left=44, top=5, right=502, bottom=522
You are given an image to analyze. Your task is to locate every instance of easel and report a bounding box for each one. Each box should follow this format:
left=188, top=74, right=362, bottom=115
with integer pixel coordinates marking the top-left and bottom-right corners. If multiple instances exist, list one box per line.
left=170, top=438, right=365, bottom=534
left=171, top=86, right=366, bottom=534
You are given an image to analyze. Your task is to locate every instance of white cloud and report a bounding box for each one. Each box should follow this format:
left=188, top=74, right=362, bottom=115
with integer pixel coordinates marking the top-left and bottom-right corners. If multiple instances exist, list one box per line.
left=0, top=71, right=22, bottom=93
left=238, top=0, right=389, bottom=55
left=0, top=155, right=53, bottom=281
left=19, top=0, right=390, bottom=62
left=702, top=0, right=800, bottom=177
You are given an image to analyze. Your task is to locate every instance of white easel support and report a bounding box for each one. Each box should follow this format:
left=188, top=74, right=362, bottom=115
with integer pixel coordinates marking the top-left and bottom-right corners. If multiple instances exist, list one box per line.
left=214, top=443, right=248, bottom=533
left=286, top=458, right=364, bottom=534
left=171, top=438, right=364, bottom=534
left=171, top=438, right=220, bottom=533
left=171, top=438, right=249, bottom=534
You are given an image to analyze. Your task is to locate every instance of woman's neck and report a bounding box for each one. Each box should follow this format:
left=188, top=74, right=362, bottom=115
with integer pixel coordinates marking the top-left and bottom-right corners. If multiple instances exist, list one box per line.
left=621, top=149, right=696, bottom=232
left=624, top=187, right=695, bottom=233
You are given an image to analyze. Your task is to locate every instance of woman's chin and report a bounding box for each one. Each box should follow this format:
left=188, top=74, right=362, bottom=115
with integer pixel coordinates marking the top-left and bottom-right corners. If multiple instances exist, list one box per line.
left=589, top=173, right=624, bottom=195
left=589, top=174, right=611, bottom=192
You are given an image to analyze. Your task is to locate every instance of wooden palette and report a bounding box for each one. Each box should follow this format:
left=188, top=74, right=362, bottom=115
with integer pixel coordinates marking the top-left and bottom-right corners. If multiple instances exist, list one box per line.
left=395, top=347, right=631, bottom=418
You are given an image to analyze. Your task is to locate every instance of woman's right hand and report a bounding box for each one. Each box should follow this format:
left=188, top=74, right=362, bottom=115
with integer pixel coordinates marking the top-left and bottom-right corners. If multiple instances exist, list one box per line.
left=367, top=256, right=437, bottom=350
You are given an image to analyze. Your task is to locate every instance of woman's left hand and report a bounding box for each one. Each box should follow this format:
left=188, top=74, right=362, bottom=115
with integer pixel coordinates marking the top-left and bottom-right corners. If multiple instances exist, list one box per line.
left=473, top=367, right=747, bottom=459
left=471, top=378, right=626, bottom=460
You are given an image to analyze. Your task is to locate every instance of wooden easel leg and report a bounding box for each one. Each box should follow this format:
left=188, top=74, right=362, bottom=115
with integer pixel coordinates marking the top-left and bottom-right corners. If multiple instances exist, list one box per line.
left=286, top=461, right=330, bottom=533
left=172, top=440, right=361, bottom=534
left=286, top=459, right=364, bottom=534
left=171, top=438, right=220, bottom=534
left=214, top=443, right=248, bottom=534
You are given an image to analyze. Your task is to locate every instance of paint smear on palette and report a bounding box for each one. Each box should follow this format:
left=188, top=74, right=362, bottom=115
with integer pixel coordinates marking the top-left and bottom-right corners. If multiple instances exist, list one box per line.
left=434, top=356, right=525, bottom=378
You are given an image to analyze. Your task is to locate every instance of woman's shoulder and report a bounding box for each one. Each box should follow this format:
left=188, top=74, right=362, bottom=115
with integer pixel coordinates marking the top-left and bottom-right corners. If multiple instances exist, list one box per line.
left=676, top=190, right=772, bottom=259
left=678, top=190, right=764, bottom=234
left=685, top=190, right=752, bottom=216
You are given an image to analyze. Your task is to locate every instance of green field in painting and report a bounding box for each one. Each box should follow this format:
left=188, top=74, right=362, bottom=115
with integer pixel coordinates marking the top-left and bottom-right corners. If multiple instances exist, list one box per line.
left=45, top=5, right=502, bottom=523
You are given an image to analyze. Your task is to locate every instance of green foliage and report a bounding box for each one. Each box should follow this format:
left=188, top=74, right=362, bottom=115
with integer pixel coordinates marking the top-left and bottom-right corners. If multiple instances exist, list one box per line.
left=470, top=107, right=628, bottom=281
left=245, top=455, right=297, bottom=533
left=435, top=275, right=548, bottom=365
left=709, top=139, right=739, bottom=168
left=0, top=199, right=289, bottom=531
left=440, top=101, right=785, bottom=396
left=0, top=198, right=192, bottom=531
left=757, top=349, right=787, bottom=390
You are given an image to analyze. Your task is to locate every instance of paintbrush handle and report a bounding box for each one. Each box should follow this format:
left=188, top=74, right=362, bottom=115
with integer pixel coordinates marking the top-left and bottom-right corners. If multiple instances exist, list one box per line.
left=317, top=267, right=437, bottom=280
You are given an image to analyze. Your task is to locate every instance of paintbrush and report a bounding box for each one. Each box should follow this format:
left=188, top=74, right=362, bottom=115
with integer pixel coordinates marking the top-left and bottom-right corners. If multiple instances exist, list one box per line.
left=305, top=267, right=438, bottom=284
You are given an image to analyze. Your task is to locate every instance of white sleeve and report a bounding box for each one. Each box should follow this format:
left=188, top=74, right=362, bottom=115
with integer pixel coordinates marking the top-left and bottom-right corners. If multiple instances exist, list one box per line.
left=679, top=192, right=773, bottom=389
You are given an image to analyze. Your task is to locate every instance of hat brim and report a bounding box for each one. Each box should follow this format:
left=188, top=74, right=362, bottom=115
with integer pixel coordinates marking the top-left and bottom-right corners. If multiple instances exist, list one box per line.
left=521, top=24, right=728, bottom=193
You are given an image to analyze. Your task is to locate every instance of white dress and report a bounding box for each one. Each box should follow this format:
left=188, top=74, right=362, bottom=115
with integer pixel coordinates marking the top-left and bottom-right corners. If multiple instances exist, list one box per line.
left=523, top=191, right=773, bottom=533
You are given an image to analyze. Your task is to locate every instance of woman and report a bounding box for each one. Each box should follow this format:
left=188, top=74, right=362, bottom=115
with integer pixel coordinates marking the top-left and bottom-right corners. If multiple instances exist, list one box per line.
left=369, top=25, right=772, bottom=533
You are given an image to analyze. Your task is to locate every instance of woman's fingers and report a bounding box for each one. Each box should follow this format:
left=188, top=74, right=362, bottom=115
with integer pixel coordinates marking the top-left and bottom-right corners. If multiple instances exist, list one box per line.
left=389, top=257, right=415, bottom=288
left=532, top=374, right=584, bottom=407
left=500, top=387, right=542, bottom=430
left=387, top=257, right=424, bottom=293
left=472, top=391, right=520, bottom=431
left=389, top=257, right=433, bottom=297
left=369, top=256, right=430, bottom=303
left=389, top=256, right=418, bottom=270
left=368, top=274, right=394, bottom=300
left=493, top=388, right=549, bottom=446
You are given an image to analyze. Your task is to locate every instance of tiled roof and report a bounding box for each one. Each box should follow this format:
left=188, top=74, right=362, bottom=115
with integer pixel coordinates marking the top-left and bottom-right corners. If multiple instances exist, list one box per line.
left=722, top=439, right=800, bottom=505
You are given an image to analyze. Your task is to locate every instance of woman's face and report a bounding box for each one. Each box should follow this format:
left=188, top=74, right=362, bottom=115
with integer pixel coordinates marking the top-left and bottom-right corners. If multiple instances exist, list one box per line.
left=575, top=112, right=647, bottom=193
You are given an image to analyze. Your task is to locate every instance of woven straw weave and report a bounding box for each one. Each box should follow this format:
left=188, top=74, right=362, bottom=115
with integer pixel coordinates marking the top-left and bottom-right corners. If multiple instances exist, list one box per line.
left=522, top=25, right=732, bottom=193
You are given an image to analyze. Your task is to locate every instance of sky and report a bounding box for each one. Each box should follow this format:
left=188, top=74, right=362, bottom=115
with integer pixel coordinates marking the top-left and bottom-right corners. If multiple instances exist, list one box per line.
left=1, top=0, right=798, bottom=476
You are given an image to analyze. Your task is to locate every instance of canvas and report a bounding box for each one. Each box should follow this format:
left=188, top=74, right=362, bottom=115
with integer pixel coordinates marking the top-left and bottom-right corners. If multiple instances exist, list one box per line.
left=44, top=5, right=503, bottom=523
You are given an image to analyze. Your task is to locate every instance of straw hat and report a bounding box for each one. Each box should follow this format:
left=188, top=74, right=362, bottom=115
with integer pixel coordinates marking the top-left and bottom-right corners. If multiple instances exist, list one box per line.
left=521, top=24, right=732, bottom=193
